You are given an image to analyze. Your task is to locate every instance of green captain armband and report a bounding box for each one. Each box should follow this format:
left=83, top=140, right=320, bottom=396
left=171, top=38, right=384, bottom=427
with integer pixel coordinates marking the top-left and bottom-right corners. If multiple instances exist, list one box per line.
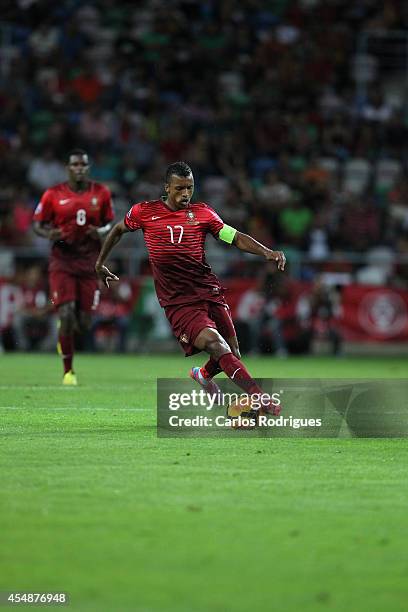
left=219, top=224, right=237, bottom=244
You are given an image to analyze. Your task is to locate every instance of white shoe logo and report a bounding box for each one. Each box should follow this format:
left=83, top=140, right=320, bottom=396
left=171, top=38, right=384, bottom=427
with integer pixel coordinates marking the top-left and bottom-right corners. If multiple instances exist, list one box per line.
left=59, top=199, right=70, bottom=205
left=152, top=216, right=161, bottom=220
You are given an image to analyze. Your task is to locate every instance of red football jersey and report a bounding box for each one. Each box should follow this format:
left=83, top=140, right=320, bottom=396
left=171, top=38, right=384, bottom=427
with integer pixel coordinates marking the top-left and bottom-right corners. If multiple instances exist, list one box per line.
left=124, top=199, right=225, bottom=306
left=33, top=181, right=114, bottom=275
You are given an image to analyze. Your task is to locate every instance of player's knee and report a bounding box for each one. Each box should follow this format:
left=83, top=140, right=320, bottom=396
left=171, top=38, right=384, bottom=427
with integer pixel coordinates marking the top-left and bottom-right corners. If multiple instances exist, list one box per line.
left=204, top=332, right=230, bottom=361
left=58, top=303, right=76, bottom=333
left=228, top=336, right=241, bottom=359
left=232, top=346, right=241, bottom=359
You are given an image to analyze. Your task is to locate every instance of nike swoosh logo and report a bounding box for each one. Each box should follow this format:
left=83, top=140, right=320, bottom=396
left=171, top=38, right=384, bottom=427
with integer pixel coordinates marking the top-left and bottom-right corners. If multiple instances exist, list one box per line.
left=59, top=199, right=70, bottom=205
left=152, top=216, right=161, bottom=220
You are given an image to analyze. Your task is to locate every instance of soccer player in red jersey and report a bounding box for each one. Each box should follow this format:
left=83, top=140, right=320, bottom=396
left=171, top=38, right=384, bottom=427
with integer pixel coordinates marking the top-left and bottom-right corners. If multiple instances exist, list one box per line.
left=96, top=162, right=286, bottom=412
left=33, top=149, right=114, bottom=385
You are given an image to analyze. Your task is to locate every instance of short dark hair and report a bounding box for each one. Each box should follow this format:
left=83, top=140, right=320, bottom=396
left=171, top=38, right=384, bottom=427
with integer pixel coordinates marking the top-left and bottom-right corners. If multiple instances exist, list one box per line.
left=165, top=161, right=192, bottom=183
left=67, top=148, right=89, bottom=162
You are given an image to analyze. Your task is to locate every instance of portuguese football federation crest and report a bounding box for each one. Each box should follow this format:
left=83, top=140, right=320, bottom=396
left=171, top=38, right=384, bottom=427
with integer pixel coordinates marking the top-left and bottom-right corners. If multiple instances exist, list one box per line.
left=185, top=209, right=199, bottom=225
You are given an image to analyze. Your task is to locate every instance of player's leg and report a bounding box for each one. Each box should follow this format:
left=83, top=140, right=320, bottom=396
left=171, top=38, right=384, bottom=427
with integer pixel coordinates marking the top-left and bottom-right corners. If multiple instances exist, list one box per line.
left=77, top=276, right=100, bottom=351
left=58, top=301, right=77, bottom=385
left=78, top=311, right=92, bottom=334
left=50, top=269, right=78, bottom=383
left=197, top=301, right=281, bottom=415
left=188, top=301, right=255, bottom=398
left=164, top=302, right=221, bottom=395
left=199, top=357, right=222, bottom=379
left=193, top=335, right=240, bottom=386
left=193, top=303, right=240, bottom=383
left=227, top=335, right=241, bottom=359
left=194, top=327, right=263, bottom=396
left=224, top=337, right=281, bottom=414
left=165, top=302, right=276, bottom=412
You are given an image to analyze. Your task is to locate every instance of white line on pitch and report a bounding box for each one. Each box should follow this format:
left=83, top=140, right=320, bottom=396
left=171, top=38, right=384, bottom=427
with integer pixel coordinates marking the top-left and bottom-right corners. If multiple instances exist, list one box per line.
left=0, top=385, right=151, bottom=390
left=0, top=406, right=151, bottom=411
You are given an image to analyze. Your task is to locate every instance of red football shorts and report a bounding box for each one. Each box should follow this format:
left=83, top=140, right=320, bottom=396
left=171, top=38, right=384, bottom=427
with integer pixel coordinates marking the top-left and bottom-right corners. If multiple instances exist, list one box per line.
left=49, top=270, right=100, bottom=312
left=164, top=300, right=236, bottom=356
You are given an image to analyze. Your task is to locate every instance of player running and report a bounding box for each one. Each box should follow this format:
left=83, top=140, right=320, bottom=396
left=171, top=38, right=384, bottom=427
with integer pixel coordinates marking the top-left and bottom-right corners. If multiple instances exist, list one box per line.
left=96, top=162, right=285, bottom=413
left=33, top=149, right=114, bottom=385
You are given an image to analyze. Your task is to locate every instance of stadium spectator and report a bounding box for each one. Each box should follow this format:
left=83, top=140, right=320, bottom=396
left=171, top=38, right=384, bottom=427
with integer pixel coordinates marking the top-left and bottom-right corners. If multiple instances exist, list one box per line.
left=28, top=149, right=66, bottom=194
left=88, top=277, right=134, bottom=353
left=338, top=197, right=382, bottom=252
left=296, top=278, right=342, bottom=356
left=256, top=170, right=292, bottom=211
left=278, top=193, right=313, bottom=248
left=13, top=264, right=54, bottom=352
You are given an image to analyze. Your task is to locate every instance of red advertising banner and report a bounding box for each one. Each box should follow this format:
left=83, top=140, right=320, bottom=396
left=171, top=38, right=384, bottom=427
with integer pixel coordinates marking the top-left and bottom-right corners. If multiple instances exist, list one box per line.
left=1, top=277, right=408, bottom=343
left=223, top=280, right=408, bottom=342
left=339, top=285, right=408, bottom=342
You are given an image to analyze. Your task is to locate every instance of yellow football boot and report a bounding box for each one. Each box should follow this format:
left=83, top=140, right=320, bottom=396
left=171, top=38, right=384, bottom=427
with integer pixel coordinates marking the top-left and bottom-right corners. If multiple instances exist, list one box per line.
left=62, top=370, right=78, bottom=386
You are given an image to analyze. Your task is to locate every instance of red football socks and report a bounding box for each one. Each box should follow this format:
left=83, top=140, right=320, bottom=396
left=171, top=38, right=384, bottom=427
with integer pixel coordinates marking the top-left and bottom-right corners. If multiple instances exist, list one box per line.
left=218, top=352, right=263, bottom=395
left=202, top=357, right=222, bottom=379
left=59, top=334, right=74, bottom=374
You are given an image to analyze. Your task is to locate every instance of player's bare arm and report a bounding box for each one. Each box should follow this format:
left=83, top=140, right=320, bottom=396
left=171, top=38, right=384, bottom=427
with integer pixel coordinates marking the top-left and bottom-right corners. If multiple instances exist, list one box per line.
left=232, top=231, right=286, bottom=271
left=32, top=221, right=62, bottom=241
left=95, top=221, right=128, bottom=287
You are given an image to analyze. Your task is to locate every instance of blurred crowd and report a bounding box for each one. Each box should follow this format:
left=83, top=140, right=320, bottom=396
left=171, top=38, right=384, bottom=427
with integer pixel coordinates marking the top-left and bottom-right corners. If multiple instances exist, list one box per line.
left=1, top=0, right=408, bottom=287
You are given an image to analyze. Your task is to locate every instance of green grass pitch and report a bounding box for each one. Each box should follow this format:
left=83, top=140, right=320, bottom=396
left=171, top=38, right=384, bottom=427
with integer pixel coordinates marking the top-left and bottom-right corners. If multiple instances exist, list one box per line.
left=1, top=354, right=407, bottom=611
